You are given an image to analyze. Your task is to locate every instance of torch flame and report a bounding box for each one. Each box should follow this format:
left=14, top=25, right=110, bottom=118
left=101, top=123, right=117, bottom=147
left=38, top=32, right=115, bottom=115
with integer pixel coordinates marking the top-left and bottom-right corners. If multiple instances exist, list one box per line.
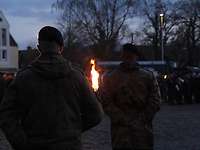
left=90, top=59, right=99, bottom=92
left=90, top=59, right=95, bottom=65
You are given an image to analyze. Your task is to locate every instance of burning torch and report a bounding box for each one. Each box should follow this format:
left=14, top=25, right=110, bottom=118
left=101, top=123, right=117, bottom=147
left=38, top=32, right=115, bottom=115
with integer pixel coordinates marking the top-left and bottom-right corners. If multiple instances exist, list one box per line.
left=90, top=59, right=100, bottom=92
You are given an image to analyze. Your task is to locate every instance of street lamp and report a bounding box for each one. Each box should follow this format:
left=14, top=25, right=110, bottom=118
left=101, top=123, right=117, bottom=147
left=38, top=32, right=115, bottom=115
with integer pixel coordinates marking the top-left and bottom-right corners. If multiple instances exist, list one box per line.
left=160, top=13, right=164, bottom=61
left=160, top=13, right=164, bottom=24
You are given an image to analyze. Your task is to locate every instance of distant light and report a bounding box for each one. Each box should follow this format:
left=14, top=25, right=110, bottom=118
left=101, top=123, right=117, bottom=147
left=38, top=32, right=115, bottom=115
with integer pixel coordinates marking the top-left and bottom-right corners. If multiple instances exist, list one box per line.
left=160, top=13, right=164, bottom=27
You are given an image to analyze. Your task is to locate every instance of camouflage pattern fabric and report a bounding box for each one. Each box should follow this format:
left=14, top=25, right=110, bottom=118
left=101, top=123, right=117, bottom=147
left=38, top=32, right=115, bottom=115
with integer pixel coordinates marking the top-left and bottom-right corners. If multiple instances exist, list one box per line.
left=99, top=62, right=161, bottom=149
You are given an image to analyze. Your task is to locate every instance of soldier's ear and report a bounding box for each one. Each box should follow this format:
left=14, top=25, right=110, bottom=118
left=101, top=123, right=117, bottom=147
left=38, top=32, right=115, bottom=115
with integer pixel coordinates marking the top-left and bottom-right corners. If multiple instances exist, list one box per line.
left=36, top=45, right=42, bottom=56
left=37, top=44, right=41, bottom=52
left=59, top=46, right=64, bottom=54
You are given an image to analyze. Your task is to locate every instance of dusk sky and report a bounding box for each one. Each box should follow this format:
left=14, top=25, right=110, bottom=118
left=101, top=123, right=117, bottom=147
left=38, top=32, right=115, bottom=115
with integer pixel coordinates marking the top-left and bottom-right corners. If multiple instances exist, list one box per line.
left=0, top=0, right=59, bottom=49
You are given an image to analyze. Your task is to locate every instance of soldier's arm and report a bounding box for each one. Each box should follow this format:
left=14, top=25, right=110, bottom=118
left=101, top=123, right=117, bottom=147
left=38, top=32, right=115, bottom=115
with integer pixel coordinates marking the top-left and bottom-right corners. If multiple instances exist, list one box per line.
left=99, top=76, right=127, bottom=125
left=0, top=77, right=4, bottom=101
left=0, top=77, right=27, bottom=149
left=145, top=73, right=161, bottom=121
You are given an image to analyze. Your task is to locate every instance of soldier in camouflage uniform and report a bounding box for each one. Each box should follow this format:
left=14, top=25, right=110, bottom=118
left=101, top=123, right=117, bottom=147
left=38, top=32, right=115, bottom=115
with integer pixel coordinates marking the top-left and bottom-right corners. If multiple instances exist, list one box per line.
left=100, top=43, right=161, bottom=150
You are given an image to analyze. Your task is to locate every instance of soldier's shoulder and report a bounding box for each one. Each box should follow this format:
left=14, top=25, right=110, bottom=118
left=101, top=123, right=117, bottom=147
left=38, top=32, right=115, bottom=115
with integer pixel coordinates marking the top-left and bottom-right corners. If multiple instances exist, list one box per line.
left=69, top=63, right=86, bottom=82
left=138, top=67, right=155, bottom=78
left=71, top=63, right=85, bottom=75
left=104, top=68, right=120, bottom=78
left=16, top=65, right=32, bottom=76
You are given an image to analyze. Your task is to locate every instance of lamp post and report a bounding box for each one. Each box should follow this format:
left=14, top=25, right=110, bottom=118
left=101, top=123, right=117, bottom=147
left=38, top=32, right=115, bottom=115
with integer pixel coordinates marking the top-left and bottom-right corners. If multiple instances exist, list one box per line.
left=160, top=13, right=164, bottom=61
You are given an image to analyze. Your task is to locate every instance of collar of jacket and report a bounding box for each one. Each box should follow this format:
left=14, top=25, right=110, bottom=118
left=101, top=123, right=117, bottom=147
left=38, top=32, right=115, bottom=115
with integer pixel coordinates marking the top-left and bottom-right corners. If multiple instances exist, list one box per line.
left=119, top=61, right=140, bottom=72
left=30, top=54, right=72, bottom=80
left=41, top=51, right=60, bottom=56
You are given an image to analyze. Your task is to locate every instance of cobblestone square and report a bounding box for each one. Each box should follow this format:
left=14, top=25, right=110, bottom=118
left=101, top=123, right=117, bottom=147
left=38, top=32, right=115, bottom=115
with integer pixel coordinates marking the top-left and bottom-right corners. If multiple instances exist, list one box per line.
left=0, top=104, right=200, bottom=150
left=82, top=104, right=200, bottom=150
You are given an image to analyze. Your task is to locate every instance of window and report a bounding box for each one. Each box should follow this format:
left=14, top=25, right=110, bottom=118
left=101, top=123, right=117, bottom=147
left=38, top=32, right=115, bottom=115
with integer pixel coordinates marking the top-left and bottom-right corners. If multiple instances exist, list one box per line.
left=2, top=49, right=7, bottom=60
left=2, top=28, right=7, bottom=46
left=0, top=17, right=2, bottom=22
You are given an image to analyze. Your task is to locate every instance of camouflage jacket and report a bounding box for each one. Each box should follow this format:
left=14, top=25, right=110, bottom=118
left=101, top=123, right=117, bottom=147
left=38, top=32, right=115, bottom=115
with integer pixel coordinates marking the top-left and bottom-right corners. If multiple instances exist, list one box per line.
left=99, top=62, right=161, bottom=149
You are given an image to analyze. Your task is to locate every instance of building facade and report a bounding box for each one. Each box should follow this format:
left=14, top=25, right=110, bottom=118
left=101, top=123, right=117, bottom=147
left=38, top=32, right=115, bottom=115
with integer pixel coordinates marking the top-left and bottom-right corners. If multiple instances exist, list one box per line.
left=0, top=10, right=18, bottom=73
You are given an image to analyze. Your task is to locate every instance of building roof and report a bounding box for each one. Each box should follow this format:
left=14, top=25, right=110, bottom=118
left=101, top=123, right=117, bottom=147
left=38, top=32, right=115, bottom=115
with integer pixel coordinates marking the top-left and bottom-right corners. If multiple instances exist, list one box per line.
left=0, top=10, right=9, bottom=27
left=9, top=34, right=18, bottom=47
left=0, top=68, right=18, bottom=73
left=0, top=10, right=18, bottom=47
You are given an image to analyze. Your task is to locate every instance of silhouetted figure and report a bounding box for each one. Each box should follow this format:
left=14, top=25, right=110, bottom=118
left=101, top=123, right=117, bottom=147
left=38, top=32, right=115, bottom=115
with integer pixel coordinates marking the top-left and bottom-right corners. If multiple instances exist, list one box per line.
left=182, top=77, right=193, bottom=104
left=0, top=73, right=5, bottom=102
left=0, top=26, right=103, bottom=150
left=3, top=73, right=14, bottom=86
left=167, top=74, right=183, bottom=105
left=157, top=74, right=168, bottom=103
left=0, top=73, right=14, bottom=104
left=174, top=67, right=193, bottom=104
left=191, top=73, right=200, bottom=103
left=100, top=43, right=161, bottom=150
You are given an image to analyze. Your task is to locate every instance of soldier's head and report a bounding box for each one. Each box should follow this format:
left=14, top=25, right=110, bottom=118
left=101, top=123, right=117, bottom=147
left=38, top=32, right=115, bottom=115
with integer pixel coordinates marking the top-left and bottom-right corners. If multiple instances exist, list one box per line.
left=38, top=26, right=64, bottom=55
left=122, top=43, right=139, bottom=62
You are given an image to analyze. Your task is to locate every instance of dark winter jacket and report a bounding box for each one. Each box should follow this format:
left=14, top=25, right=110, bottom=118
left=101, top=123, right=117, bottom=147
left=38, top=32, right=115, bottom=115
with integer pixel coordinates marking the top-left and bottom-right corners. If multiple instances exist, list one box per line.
left=0, top=54, right=103, bottom=150
left=0, top=75, right=5, bottom=102
left=100, top=62, right=161, bottom=149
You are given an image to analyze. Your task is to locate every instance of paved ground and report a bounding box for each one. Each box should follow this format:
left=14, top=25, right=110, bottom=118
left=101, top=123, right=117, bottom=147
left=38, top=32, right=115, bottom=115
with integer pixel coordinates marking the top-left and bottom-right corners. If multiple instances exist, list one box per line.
left=82, top=104, right=200, bottom=150
left=153, top=104, right=200, bottom=150
left=0, top=104, right=200, bottom=150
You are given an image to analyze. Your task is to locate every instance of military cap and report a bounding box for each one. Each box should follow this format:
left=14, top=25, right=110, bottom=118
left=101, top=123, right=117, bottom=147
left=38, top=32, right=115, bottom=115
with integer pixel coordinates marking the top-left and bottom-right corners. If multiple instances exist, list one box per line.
left=123, top=43, right=140, bottom=56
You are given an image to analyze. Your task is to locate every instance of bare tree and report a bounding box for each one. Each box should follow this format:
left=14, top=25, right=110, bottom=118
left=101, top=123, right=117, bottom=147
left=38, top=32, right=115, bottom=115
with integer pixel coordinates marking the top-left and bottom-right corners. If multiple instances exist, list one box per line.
left=171, top=0, right=200, bottom=66
left=138, top=0, right=178, bottom=60
left=53, top=0, right=137, bottom=59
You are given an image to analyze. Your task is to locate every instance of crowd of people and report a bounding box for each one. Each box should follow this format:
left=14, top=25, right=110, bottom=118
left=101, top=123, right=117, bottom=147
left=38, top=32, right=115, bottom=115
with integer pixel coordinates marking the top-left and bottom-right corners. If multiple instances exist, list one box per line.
left=0, top=72, right=14, bottom=102
left=158, top=67, right=200, bottom=105
left=1, top=25, right=200, bottom=150
left=0, top=26, right=161, bottom=150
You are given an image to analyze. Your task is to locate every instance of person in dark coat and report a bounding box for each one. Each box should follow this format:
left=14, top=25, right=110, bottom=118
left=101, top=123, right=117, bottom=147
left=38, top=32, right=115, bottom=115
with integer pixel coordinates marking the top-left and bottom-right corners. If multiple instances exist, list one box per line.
left=0, top=73, right=14, bottom=104
left=0, top=26, right=103, bottom=150
left=100, top=43, right=161, bottom=150
left=0, top=73, right=5, bottom=102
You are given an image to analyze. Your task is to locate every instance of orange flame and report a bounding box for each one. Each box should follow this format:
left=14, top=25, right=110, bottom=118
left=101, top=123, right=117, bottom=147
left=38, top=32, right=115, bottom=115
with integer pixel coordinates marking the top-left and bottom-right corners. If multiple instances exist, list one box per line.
left=90, top=59, right=99, bottom=92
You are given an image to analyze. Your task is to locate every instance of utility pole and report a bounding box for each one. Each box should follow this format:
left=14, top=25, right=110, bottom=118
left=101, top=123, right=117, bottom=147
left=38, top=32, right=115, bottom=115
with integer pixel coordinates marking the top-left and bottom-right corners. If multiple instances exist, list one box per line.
left=160, top=13, right=164, bottom=61
left=131, top=33, right=134, bottom=44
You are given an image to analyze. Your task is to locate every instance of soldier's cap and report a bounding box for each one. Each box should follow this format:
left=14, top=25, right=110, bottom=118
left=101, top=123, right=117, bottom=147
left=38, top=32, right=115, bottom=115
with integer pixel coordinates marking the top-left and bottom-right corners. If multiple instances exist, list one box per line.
left=123, top=43, right=140, bottom=56
left=38, top=26, right=63, bottom=46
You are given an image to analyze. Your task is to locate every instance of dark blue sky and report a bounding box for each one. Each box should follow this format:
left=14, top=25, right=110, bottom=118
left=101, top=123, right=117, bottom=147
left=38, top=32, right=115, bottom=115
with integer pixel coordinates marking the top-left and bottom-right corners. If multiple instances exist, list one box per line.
left=0, top=0, right=59, bottom=49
